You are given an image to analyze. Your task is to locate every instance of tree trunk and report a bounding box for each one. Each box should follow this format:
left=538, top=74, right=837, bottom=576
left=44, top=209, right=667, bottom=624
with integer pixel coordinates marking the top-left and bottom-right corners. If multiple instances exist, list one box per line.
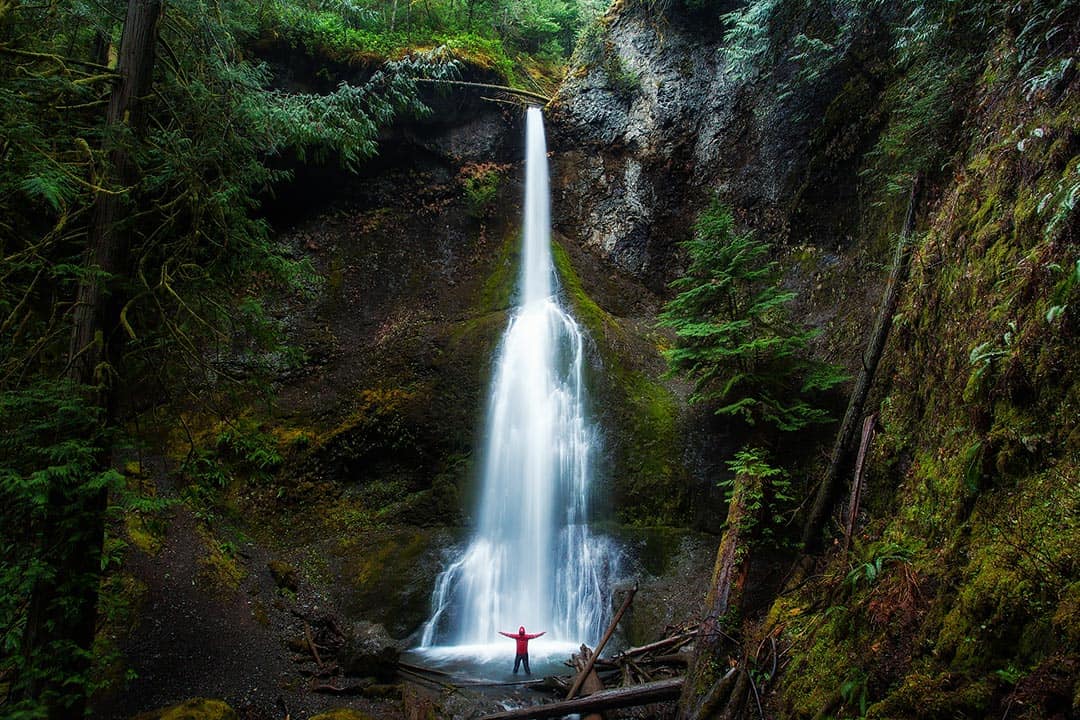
left=842, top=413, right=878, bottom=554
left=19, top=1, right=161, bottom=716
left=677, top=470, right=758, bottom=720
left=801, top=177, right=920, bottom=552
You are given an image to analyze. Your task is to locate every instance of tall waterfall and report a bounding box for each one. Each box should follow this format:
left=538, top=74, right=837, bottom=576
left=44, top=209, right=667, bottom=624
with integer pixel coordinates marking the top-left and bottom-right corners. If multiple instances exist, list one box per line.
left=419, top=107, right=616, bottom=654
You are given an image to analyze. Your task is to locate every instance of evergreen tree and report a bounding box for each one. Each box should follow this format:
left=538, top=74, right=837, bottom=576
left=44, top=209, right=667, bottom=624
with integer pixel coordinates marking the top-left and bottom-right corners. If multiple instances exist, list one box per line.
left=0, top=0, right=455, bottom=714
left=659, top=199, right=844, bottom=433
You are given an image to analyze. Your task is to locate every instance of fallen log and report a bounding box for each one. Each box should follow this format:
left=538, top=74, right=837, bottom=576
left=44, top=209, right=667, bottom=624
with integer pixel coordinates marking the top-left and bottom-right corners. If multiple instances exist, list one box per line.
left=478, top=677, right=684, bottom=720
left=803, top=176, right=921, bottom=551
left=613, top=632, right=694, bottom=660
left=414, top=78, right=551, bottom=104
left=643, top=652, right=690, bottom=665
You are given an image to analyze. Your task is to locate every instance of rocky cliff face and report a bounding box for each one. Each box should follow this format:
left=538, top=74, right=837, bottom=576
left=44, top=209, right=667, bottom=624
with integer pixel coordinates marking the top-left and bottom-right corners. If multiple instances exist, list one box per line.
left=545, top=1, right=1078, bottom=717
left=549, top=2, right=879, bottom=281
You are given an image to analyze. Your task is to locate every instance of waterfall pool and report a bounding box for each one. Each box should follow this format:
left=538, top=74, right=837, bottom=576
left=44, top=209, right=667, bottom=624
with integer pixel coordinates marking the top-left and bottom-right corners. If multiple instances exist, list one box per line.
left=404, top=640, right=585, bottom=681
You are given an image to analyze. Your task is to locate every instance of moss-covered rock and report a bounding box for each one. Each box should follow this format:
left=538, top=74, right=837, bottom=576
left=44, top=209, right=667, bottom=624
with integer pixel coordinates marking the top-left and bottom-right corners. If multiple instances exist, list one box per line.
left=133, top=698, right=238, bottom=720
left=308, top=710, right=376, bottom=720
left=552, top=236, right=696, bottom=526
left=865, top=672, right=994, bottom=720
left=268, top=559, right=299, bottom=592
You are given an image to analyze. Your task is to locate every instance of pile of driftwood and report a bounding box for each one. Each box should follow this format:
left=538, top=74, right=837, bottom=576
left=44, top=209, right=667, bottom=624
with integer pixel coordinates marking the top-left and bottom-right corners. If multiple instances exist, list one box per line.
left=287, top=591, right=744, bottom=718
left=476, top=588, right=696, bottom=720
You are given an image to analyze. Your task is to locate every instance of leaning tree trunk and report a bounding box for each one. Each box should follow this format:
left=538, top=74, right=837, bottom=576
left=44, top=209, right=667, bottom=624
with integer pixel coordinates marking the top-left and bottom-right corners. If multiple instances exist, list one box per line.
left=19, top=1, right=161, bottom=716
left=677, top=469, right=759, bottom=720
left=801, top=178, right=920, bottom=553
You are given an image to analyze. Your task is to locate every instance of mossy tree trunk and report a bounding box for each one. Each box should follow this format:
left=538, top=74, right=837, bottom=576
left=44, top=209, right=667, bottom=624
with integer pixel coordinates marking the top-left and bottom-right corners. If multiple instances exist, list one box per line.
left=677, top=469, right=760, bottom=720
left=18, top=1, right=162, bottom=715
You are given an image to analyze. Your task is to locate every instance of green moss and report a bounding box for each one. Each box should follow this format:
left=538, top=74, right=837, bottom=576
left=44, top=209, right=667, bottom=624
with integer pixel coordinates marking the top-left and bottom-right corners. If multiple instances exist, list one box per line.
left=476, top=227, right=520, bottom=313
left=1053, top=582, right=1080, bottom=645
left=340, top=529, right=440, bottom=636
left=866, top=672, right=993, bottom=720
left=195, top=527, right=245, bottom=597
left=551, top=239, right=620, bottom=341
left=551, top=238, right=687, bottom=523
left=133, top=698, right=238, bottom=720
left=125, top=514, right=164, bottom=555
left=616, top=371, right=684, bottom=524
left=308, top=710, right=376, bottom=720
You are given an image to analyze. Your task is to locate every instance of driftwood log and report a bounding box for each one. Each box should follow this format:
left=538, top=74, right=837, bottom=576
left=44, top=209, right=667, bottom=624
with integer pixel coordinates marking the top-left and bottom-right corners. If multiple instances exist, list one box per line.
left=571, top=646, right=604, bottom=720
left=803, top=177, right=921, bottom=551
left=566, top=586, right=637, bottom=700
left=478, top=677, right=685, bottom=720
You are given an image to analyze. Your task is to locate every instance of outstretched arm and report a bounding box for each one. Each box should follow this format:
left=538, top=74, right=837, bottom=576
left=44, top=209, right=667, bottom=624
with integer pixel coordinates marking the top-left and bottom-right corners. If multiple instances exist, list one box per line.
left=498, top=631, right=514, bottom=638
left=527, top=631, right=545, bottom=639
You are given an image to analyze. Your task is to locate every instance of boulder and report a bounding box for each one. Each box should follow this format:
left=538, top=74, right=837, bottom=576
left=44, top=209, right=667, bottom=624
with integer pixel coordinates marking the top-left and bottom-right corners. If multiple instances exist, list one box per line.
left=268, top=559, right=299, bottom=592
left=338, top=621, right=400, bottom=681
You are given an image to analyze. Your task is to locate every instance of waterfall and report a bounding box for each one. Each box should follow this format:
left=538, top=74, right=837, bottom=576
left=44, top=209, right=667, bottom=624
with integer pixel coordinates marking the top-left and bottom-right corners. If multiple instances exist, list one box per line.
left=419, top=107, right=617, bottom=655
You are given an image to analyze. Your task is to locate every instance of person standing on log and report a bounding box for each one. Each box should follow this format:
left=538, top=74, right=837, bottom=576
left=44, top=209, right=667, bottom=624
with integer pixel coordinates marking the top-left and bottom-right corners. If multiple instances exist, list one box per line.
left=500, top=626, right=545, bottom=674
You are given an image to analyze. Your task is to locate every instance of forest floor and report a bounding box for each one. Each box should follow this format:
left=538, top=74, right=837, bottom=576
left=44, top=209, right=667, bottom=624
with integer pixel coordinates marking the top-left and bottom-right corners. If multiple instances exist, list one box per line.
left=92, top=502, right=415, bottom=720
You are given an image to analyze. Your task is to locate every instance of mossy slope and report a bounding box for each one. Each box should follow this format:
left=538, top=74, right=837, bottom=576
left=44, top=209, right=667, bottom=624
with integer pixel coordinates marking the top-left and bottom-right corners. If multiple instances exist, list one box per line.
left=769, top=44, right=1079, bottom=720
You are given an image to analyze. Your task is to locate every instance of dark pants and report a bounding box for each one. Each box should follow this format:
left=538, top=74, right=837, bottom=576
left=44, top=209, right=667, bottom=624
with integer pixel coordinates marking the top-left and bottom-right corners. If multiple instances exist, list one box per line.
left=513, top=652, right=531, bottom=674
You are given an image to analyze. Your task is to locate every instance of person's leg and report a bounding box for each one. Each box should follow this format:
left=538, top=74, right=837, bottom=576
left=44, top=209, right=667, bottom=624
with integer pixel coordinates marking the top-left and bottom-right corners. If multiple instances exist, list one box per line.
left=523, top=653, right=531, bottom=675
left=513, top=654, right=521, bottom=674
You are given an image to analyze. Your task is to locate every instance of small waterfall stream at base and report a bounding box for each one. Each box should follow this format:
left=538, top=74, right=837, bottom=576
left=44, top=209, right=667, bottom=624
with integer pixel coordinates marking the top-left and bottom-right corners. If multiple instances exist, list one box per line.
left=413, top=107, right=620, bottom=675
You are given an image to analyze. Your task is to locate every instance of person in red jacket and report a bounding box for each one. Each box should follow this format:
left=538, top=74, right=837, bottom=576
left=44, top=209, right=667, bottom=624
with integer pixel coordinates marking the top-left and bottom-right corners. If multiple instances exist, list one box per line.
left=499, top=625, right=545, bottom=674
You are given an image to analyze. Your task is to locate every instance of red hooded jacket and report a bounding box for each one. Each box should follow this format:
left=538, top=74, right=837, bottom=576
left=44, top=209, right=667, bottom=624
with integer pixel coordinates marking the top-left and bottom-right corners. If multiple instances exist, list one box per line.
left=500, top=626, right=544, bottom=654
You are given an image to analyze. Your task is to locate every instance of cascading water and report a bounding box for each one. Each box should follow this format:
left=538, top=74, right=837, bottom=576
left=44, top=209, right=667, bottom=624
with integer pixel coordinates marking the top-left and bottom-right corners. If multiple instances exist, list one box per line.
left=416, top=107, right=618, bottom=666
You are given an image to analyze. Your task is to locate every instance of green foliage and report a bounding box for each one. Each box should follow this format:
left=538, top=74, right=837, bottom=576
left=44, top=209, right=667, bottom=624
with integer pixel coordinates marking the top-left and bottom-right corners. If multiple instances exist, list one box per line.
left=658, top=199, right=845, bottom=431
left=572, top=15, right=639, bottom=96
left=840, top=668, right=870, bottom=717
left=0, top=0, right=461, bottom=711
left=845, top=541, right=914, bottom=589
left=461, top=163, right=503, bottom=218
left=0, top=382, right=124, bottom=716
left=261, top=0, right=605, bottom=78
left=723, top=446, right=793, bottom=545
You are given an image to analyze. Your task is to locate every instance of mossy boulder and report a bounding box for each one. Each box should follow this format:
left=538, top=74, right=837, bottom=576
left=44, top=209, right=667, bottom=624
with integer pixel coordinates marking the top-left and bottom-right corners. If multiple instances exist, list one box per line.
left=268, top=559, right=299, bottom=592
left=337, top=527, right=454, bottom=637
left=133, top=698, right=238, bottom=720
left=866, top=672, right=994, bottom=720
left=308, top=710, right=376, bottom=720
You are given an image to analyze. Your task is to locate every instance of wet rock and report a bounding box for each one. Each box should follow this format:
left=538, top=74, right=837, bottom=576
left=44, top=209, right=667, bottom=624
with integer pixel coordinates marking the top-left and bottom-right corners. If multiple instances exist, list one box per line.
left=338, top=621, right=401, bottom=681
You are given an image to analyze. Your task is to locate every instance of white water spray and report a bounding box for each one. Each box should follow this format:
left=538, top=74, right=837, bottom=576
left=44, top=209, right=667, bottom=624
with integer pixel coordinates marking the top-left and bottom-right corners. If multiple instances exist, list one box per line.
left=419, top=108, right=617, bottom=657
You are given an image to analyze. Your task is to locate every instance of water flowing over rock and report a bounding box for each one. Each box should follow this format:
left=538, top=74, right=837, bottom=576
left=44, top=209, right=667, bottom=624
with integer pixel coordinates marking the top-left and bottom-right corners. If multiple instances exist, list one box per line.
left=419, top=108, right=620, bottom=655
